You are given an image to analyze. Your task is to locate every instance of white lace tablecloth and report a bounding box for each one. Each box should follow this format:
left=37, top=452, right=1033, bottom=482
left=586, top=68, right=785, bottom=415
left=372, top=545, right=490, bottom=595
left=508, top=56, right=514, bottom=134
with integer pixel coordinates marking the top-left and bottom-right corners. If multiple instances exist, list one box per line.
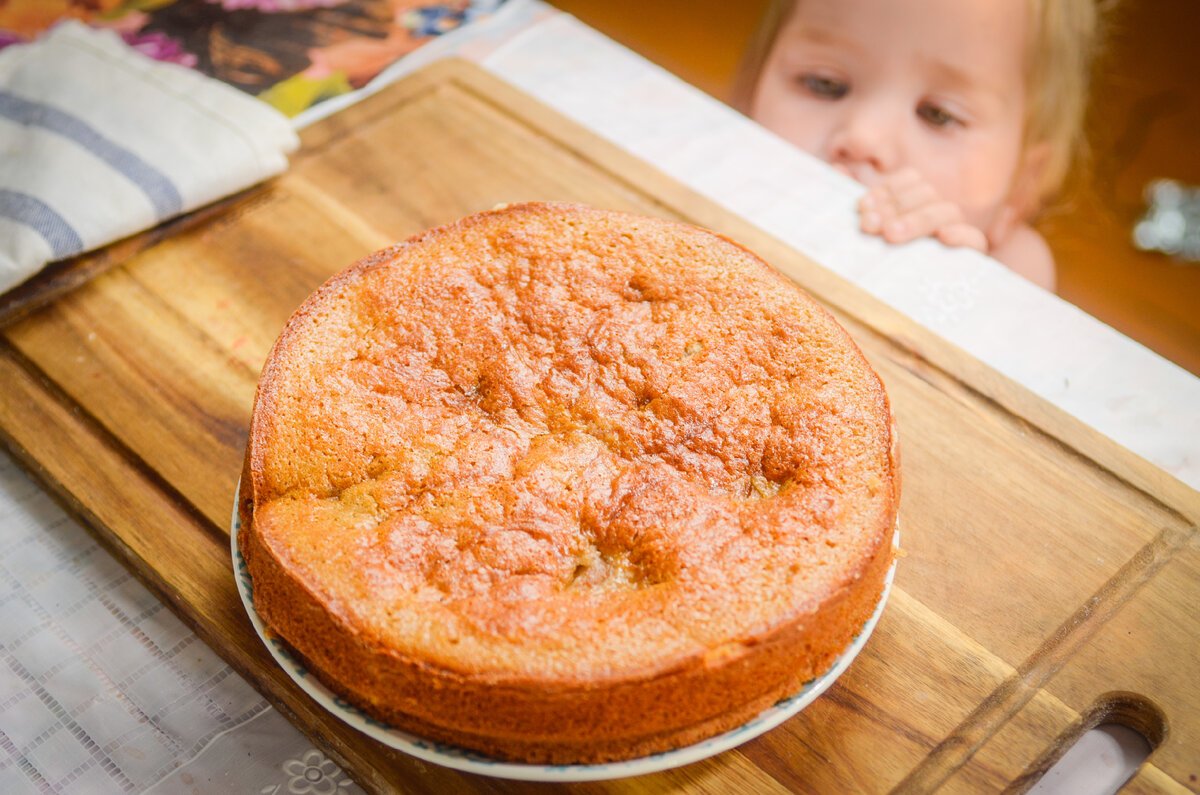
left=0, top=453, right=358, bottom=795
left=2, top=1, right=1197, bottom=792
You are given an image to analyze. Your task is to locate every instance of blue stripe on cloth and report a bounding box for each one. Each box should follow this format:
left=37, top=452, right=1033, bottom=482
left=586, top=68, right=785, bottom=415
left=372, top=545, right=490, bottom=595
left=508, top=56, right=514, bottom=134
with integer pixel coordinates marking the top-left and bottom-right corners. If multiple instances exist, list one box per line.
left=0, top=189, right=85, bottom=259
left=0, top=90, right=183, bottom=219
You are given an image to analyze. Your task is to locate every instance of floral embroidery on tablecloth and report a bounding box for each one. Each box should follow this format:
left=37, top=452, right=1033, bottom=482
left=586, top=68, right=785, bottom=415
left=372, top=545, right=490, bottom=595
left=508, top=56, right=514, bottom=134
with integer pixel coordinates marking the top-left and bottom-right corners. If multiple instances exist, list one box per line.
left=260, top=749, right=354, bottom=794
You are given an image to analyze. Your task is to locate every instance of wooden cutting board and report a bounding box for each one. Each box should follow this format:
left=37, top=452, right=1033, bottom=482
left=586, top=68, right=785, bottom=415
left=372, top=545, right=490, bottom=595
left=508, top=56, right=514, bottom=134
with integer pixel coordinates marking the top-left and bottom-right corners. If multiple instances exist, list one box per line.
left=1, top=59, right=1197, bottom=794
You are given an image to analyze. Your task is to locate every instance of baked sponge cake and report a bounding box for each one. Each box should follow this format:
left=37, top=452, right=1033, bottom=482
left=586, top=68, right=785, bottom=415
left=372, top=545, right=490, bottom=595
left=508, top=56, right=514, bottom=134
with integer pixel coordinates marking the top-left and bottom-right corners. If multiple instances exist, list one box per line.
left=238, top=202, right=899, bottom=764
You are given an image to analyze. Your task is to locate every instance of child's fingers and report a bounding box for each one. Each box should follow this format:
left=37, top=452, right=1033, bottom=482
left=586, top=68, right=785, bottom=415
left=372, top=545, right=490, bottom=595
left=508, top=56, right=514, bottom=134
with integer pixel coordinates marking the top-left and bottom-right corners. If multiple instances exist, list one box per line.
left=880, top=201, right=963, bottom=243
left=858, top=170, right=983, bottom=250
left=862, top=168, right=937, bottom=215
left=860, top=168, right=923, bottom=205
left=859, top=199, right=885, bottom=234
left=859, top=168, right=935, bottom=226
left=859, top=188, right=892, bottom=233
left=886, top=179, right=940, bottom=215
left=935, top=223, right=989, bottom=251
left=878, top=167, right=925, bottom=194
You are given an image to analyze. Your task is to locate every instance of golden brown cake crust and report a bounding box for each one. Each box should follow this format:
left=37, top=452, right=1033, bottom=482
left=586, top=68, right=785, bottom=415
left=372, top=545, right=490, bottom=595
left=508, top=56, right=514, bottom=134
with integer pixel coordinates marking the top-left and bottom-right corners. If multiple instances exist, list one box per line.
left=239, top=202, right=899, bottom=764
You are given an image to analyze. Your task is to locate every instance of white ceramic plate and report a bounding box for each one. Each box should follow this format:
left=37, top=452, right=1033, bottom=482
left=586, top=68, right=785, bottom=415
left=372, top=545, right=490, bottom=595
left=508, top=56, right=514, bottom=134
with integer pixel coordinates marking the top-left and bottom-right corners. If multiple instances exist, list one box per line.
left=232, top=503, right=896, bottom=782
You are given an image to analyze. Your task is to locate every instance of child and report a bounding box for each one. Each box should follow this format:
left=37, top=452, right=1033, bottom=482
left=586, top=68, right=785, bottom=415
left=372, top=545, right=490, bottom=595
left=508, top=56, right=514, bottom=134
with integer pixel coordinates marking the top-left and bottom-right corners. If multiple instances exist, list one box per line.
left=737, top=0, right=1099, bottom=290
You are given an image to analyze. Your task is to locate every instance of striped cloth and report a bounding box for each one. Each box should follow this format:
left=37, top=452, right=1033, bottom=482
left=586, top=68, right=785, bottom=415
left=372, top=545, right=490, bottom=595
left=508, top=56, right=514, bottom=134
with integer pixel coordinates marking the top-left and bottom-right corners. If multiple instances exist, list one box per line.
left=0, top=21, right=299, bottom=295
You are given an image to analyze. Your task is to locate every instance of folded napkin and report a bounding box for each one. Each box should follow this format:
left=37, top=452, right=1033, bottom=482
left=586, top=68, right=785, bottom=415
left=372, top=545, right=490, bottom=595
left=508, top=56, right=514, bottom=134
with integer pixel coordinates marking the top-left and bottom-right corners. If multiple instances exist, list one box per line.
left=0, top=21, right=299, bottom=294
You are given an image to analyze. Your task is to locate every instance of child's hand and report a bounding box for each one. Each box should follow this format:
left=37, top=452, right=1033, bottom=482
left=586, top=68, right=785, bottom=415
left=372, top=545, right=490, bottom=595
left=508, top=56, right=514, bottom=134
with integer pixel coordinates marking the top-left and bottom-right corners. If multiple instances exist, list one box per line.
left=857, top=168, right=989, bottom=252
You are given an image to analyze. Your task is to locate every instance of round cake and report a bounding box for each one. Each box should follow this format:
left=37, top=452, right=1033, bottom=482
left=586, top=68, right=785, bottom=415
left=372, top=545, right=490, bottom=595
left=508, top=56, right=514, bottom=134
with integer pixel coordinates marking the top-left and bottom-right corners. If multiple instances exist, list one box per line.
left=238, top=202, right=900, bottom=764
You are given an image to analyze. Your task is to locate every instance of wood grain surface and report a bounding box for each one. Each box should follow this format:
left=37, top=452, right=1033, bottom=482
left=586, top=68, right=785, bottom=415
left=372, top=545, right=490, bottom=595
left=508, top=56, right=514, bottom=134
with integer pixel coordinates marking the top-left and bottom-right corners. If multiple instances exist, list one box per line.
left=1, top=59, right=1197, bottom=794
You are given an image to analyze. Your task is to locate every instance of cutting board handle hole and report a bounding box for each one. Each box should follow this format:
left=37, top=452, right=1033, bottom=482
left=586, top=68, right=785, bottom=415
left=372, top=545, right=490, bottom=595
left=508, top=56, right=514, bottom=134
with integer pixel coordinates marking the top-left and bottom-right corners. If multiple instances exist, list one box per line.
left=1024, top=692, right=1162, bottom=794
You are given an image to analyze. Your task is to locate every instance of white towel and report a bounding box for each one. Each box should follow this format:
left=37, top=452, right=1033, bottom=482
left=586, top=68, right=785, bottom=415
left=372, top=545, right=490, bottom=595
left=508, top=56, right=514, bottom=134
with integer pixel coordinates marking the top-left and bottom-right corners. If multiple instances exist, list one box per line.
left=0, top=21, right=300, bottom=295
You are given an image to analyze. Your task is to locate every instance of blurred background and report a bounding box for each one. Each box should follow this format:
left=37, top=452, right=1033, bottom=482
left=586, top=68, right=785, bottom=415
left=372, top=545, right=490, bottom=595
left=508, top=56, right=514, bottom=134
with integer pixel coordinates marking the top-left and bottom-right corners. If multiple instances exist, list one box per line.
left=551, top=0, right=1200, bottom=377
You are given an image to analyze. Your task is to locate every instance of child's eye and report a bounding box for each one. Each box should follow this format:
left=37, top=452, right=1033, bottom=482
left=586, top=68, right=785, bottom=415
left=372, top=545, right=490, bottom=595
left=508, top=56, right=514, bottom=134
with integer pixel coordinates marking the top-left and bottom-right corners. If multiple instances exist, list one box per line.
left=917, top=102, right=962, bottom=128
left=798, top=74, right=849, bottom=100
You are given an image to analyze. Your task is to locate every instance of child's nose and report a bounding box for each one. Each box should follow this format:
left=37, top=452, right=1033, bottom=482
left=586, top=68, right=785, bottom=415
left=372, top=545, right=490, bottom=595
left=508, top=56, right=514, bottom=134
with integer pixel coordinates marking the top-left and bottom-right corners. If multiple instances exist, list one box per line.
left=828, top=106, right=898, bottom=175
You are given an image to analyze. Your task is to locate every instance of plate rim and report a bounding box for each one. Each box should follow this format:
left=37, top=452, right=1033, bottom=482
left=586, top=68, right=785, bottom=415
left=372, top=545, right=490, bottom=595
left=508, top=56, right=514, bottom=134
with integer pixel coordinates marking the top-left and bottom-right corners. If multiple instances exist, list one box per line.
left=231, top=494, right=897, bottom=782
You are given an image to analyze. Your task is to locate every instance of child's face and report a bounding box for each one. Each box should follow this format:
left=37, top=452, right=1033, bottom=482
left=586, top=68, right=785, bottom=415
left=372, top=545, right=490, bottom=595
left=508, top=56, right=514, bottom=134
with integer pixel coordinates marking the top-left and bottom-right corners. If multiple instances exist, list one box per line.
left=752, top=0, right=1035, bottom=235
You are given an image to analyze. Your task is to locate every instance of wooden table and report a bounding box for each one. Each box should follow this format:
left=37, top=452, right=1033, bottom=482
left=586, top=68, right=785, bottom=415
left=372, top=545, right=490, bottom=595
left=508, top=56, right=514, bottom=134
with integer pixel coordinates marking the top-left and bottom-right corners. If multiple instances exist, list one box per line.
left=2, top=59, right=1197, bottom=794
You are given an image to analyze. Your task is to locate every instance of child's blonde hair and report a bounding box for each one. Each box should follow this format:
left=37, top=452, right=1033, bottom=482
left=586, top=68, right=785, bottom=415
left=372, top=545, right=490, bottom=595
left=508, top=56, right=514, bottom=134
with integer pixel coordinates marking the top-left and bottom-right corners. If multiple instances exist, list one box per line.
left=733, top=0, right=1102, bottom=212
left=1024, top=0, right=1100, bottom=207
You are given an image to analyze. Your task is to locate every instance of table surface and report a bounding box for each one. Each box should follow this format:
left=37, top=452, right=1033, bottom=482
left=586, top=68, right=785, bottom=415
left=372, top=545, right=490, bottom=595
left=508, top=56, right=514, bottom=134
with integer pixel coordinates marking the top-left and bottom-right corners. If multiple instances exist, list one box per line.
left=1, top=1, right=1196, bottom=793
